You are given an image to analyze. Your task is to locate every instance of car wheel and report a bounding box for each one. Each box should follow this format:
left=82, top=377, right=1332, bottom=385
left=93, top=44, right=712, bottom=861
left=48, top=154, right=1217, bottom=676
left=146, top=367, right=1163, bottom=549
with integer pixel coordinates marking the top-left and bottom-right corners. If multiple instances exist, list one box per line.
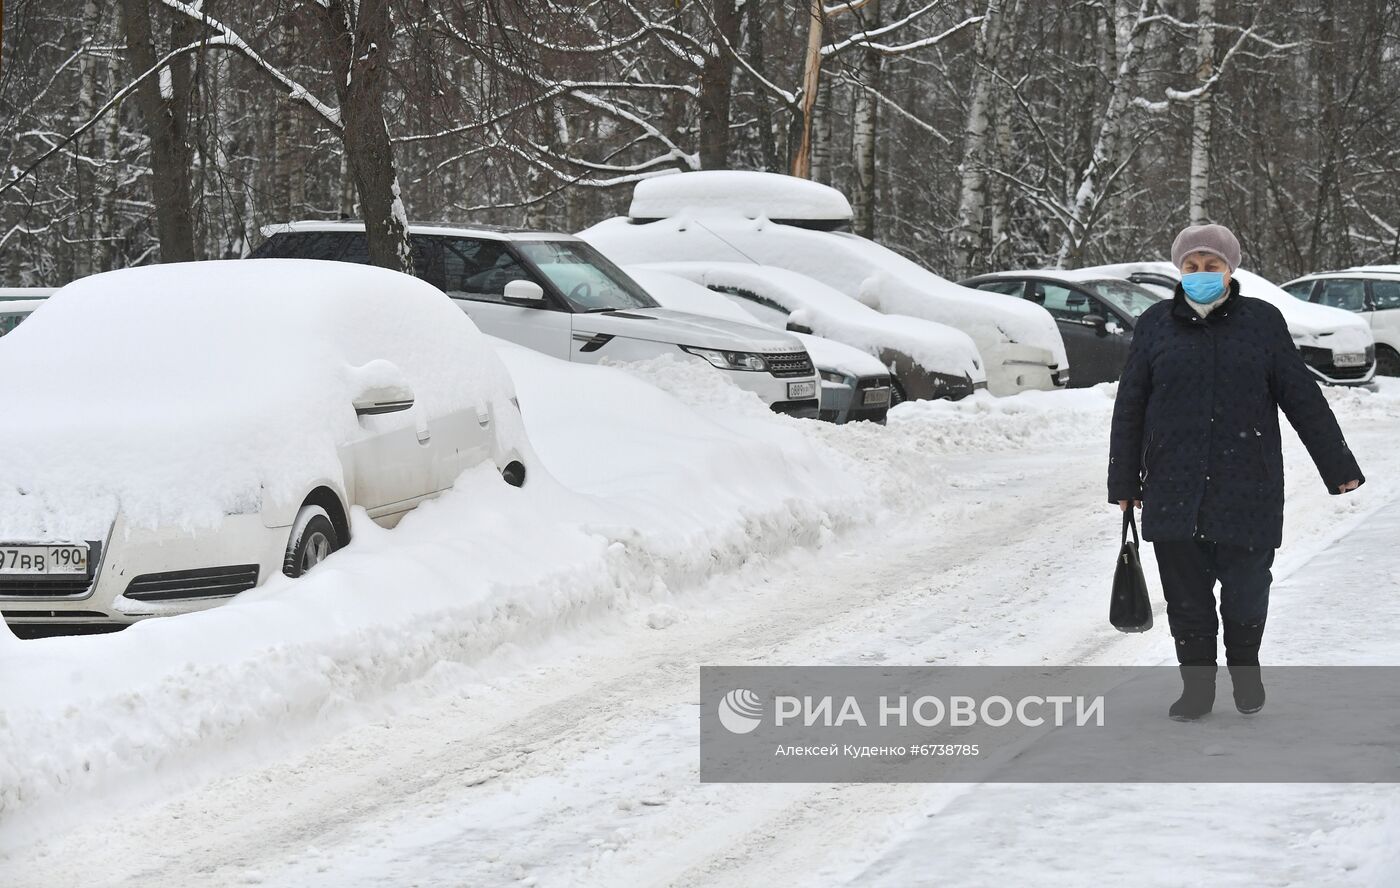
left=1376, top=346, right=1400, bottom=377
left=283, top=505, right=340, bottom=578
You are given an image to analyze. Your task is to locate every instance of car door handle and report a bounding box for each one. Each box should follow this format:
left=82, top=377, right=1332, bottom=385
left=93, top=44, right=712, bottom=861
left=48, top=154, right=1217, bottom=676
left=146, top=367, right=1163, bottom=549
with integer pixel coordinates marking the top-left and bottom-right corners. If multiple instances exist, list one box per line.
left=417, top=428, right=431, bottom=444
left=477, top=411, right=491, bottom=427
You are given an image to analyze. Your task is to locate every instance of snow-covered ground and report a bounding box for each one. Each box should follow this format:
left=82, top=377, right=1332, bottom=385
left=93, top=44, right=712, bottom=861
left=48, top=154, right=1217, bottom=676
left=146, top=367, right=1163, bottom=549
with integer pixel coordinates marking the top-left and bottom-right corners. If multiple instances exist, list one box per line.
left=2, top=353, right=1398, bottom=887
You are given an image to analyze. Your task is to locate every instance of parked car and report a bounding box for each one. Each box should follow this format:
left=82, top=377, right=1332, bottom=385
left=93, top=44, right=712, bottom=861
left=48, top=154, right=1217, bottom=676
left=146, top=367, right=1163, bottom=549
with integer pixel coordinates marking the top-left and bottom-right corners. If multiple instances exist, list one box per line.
left=625, top=261, right=986, bottom=402
left=0, top=260, right=530, bottom=630
left=1281, top=266, right=1400, bottom=375
left=252, top=221, right=820, bottom=418
left=626, top=266, right=893, bottom=423
left=1085, top=262, right=1376, bottom=386
left=960, top=271, right=1165, bottom=386
left=577, top=171, right=1070, bottom=396
left=0, top=288, right=53, bottom=336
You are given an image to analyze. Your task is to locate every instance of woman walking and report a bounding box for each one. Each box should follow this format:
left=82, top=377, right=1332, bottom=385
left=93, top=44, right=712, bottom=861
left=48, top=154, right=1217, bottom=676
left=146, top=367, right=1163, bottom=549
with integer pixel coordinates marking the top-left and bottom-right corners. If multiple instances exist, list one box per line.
left=1108, top=223, right=1364, bottom=720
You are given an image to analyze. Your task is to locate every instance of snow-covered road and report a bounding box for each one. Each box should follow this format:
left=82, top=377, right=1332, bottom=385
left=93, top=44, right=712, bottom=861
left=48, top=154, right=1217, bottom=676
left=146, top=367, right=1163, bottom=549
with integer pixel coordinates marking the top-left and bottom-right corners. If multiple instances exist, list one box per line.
left=4, top=372, right=1399, bottom=887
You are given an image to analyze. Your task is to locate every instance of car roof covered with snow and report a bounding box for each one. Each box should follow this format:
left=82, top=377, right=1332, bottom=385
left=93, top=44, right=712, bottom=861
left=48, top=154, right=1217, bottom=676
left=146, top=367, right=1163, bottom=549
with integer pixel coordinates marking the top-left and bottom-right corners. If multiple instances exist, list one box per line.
left=628, top=171, right=853, bottom=227
left=261, top=220, right=579, bottom=242
left=1289, top=266, right=1400, bottom=281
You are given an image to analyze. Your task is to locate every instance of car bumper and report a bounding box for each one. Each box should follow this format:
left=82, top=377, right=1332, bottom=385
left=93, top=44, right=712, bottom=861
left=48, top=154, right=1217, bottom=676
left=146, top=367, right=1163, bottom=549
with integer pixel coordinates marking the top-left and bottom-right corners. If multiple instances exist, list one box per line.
left=719, top=363, right=822, bottom=409
left=1, top=513, right=285, bottom=627
left=818, top=376, right=892, bottom=424
left=1306, top=362, right=1376, bottom=387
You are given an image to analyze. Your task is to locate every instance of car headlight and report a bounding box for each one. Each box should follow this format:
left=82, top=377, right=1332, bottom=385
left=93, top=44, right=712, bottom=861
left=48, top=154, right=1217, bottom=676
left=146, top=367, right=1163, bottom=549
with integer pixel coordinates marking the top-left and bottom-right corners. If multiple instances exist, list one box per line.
left=681, top=346, right=768, bottom=372
left=819, top=370, right=848, bottom=385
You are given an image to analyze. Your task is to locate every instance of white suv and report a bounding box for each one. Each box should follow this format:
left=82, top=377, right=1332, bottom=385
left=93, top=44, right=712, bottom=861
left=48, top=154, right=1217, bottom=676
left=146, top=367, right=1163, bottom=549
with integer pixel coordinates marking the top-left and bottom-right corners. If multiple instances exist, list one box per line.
left=253, top=222, right=820, bottom=417
left=1282, top=267, right=1400, bottom=376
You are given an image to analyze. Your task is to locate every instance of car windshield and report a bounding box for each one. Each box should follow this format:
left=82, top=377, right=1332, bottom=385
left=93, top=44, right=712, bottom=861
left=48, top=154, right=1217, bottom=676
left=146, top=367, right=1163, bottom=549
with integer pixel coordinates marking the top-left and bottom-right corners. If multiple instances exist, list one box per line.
left=1082, top=279, right=1164, bottom=319
left=514, top=241, right=658, bottom=312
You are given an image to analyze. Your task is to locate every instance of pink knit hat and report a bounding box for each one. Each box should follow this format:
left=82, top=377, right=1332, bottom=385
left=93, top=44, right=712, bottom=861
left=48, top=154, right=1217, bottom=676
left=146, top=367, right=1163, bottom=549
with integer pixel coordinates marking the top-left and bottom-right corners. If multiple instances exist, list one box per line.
left=1171, top=224, right=1242, bottom=271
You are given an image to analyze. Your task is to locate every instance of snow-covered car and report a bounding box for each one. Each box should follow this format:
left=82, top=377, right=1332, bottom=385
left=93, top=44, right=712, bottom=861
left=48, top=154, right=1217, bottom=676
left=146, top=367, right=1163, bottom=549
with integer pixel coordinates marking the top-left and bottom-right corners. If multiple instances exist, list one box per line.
left=578, top=171, right=1069, bottom=396
left=1281, top=266, right=1400, bottom=376
left=252, top=221, right=821, bottom=419
left=626, top=266, right=893, bottom=423
left=625, top=261, right=986, bottom=403
left=0, top=260, right=529, bottom=630
left=961, top=271, right=1166, bottom=386
left=0, top=288, right=53, bottom=336
left=1086, top=262, right=1376, bottom=386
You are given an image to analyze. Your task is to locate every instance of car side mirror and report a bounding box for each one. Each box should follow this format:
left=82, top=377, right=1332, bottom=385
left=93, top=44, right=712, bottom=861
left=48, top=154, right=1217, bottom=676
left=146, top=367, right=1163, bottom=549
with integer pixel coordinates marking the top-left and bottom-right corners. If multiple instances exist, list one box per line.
left=503, top=279, right=545, bottom=306
left=351, top=360, right=415, bottom=416
left=1084, top=313, right=1108, bottom=336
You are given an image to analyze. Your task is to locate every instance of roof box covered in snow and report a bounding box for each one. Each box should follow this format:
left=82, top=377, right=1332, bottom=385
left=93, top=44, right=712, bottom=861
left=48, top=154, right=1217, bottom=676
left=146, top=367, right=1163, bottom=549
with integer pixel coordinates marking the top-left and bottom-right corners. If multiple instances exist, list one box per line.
left=628, top=171, right=853, bottom=231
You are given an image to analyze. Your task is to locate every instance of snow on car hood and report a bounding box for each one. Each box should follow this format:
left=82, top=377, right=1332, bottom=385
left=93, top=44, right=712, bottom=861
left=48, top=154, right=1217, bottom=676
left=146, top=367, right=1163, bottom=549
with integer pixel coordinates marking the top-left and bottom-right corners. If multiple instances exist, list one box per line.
left=0, top=260, right=510, bottom=541
left=579, top=216, right=1063, bottom=381
left=625, top=267, right=889, bottom=378
left=1086, top=262, right=1374, bottom=353
left=570, top=305, right=805, bottom=354
left=625, top=261, right=984, bottom=383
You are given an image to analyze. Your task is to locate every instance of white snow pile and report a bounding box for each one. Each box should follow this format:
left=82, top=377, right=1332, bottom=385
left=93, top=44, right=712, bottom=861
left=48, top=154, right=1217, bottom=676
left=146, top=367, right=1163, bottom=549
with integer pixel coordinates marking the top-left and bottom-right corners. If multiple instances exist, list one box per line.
left=1084, top=261, right=1374, bottom=354
left=628, top=169, right=854, bottom=225
left=0, top=259, right=510, bottom=541
left=0, top=346, right=878, bottom=830
left=627, top=261, right=985, bottom=382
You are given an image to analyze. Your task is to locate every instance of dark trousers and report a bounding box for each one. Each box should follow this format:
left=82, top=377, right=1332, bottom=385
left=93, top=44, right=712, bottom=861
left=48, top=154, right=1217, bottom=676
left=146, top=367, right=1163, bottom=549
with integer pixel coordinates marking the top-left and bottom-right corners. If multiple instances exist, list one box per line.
left=1152, top=537, right=1274, bottom=644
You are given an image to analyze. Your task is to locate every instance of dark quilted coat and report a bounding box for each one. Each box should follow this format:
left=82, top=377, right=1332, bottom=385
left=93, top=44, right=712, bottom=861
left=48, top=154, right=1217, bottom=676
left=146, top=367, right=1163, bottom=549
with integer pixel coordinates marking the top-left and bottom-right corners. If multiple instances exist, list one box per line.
left=1107, top=278, right=1364, bottom=549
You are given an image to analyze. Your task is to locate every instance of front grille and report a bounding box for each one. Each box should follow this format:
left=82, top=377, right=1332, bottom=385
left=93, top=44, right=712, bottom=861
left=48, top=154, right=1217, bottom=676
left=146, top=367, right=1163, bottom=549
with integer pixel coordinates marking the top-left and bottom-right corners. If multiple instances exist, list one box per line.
left=857, top=375, right=893, bottom=390
left=1320, top=364, right=1371, bottom=381
left=124, top=565, right=260, bottom=602
left=0, top=541, right=102, bottom=597
left=764, top=351, right=815, bottom=378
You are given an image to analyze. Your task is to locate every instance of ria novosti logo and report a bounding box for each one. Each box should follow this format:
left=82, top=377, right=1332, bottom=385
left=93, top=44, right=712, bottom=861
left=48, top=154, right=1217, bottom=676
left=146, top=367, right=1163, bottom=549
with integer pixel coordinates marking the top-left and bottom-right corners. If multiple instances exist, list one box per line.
left=718, top=688, right=764, bottom=734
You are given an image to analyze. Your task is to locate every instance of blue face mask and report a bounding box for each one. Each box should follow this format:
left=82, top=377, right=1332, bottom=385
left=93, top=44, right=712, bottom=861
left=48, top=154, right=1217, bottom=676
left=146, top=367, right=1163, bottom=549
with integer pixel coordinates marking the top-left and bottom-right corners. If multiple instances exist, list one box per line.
left=1181, top=271, right=1227, bottom=303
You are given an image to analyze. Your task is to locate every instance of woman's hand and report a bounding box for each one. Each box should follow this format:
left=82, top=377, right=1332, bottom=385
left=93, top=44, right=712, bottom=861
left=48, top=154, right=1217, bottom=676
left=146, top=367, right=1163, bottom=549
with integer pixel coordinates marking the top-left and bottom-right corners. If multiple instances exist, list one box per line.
left=1118, top=499, right=1142, bottom=511
left=1338, top=480, right=1361, bottom=494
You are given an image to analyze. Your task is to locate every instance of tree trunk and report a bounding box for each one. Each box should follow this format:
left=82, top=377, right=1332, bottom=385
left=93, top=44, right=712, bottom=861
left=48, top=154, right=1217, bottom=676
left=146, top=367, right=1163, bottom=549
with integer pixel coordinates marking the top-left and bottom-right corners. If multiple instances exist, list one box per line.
left=792, top=0, right=824, bottom=179
left=952, top=0, right=1011, bottom=276
left=1187, top=0, right=1215, bottom=225
left=117, top=0, right=199, bottom=263
left=73, top=0, right=103, bottom=278
left=809, top=77, right=833, bottom=185
left=850, top=0, right=881, bottom=238
left=318, top=0, right=412, bottom=272
left=698, top=0, right=739, bottom=170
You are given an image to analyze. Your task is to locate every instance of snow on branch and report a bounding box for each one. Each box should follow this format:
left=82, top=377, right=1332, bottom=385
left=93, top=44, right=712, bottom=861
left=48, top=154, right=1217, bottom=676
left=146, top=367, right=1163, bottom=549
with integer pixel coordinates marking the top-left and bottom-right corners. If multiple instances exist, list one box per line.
left=822, top=2, right=971, bottom=57
left=152, top=0, right=342, bottom=129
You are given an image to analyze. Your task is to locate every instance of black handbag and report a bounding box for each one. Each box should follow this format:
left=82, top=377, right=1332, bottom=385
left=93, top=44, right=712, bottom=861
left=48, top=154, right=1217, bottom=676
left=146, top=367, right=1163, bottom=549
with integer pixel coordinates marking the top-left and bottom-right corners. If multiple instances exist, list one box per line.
left=1110, top=510, right=1153, bottom=633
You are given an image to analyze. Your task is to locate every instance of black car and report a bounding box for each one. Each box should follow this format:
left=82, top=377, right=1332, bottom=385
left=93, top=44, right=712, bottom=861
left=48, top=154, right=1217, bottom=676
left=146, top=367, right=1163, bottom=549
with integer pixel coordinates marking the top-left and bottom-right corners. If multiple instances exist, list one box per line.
left=960, top=272, right=1166, bottom=387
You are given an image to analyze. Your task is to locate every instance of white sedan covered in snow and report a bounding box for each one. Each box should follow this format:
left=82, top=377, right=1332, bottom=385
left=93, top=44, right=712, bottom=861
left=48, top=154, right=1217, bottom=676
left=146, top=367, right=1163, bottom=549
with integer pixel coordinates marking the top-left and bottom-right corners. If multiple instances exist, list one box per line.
left=0, top=260, right=530, bottom=630
left=625, top=261, right=988, bottom=402
left=579, top=171, right=1070, bottom=396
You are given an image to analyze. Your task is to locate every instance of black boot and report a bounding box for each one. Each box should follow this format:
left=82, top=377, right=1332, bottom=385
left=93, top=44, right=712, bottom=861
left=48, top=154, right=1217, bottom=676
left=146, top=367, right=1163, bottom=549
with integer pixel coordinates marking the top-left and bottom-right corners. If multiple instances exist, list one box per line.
left=1224, top=620, right=1266, bottom=715
left=1169, top=635, right=1217, bottom=721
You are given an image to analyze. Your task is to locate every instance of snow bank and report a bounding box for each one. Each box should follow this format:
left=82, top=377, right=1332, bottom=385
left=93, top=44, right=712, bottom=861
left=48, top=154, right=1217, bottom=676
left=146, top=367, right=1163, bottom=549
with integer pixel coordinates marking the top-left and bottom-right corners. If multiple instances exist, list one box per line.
left=628, top=170, right=853, bottom=225
left=1084, top=261, right=1374, bottom=353
left=0, top=348, right=878, bottom=831
left=0, top=260, right=508, bottom=540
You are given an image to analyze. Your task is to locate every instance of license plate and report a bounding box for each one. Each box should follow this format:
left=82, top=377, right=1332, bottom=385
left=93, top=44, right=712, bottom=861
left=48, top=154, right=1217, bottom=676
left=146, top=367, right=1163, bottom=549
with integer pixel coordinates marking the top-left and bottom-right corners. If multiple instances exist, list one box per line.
left=787, top=381, right=817, bottom=399
left=1333, top=352, right=1365, bottom=368
left=0, top=545, right=88, bottom=575
left=862, top=388, right=891, bottom=406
